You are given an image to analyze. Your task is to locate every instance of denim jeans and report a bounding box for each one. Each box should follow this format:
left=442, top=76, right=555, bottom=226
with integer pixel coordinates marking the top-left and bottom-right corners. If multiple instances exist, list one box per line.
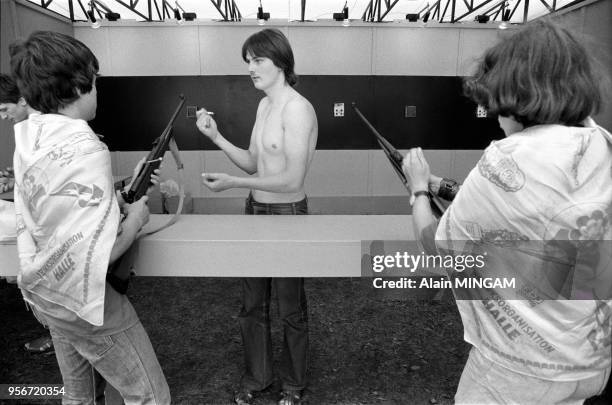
left=240, top=194, right=309, bottom=392
left=455, top=347, right=611, bottom=404
left=50, top=321, right=170, bottom=405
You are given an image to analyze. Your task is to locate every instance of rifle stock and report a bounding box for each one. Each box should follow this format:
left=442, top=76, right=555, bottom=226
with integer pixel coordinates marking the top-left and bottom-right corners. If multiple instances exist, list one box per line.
left=122, top=95, right=185, bottom=204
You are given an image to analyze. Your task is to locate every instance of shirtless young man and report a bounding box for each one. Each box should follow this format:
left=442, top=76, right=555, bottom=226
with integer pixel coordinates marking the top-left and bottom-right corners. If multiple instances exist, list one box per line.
left=196, top=28, right=317, bottom=405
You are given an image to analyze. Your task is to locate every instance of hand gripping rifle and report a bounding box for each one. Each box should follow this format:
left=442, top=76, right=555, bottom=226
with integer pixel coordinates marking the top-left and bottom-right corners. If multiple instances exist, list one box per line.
left=351, top=103, right=446, bottom=218
left=121, top=94, right=185, bottom=204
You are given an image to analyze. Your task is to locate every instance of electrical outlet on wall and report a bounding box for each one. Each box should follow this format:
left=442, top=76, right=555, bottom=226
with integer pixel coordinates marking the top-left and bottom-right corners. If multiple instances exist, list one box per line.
left=405, top=105, right=416, bottom=118
left=186, top=106, right=198, bottom=118
left=476, top=105, right=488, bottom=118
left=334, top=103, right=344, bottom=117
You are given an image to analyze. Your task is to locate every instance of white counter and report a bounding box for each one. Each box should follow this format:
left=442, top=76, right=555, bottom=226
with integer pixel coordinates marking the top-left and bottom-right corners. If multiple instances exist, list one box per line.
left=0, top=214, right=414, bottom=277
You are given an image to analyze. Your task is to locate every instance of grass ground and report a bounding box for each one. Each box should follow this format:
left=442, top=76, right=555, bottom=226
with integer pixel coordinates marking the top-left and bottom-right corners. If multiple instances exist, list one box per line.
left=1, top=277, right=468, bottom=404
left=3, top=278, right=610, bottom=405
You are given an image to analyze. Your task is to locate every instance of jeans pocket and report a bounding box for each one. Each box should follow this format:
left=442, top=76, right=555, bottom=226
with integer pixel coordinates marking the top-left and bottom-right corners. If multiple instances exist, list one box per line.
left=93, top=335, right=115, bottom=358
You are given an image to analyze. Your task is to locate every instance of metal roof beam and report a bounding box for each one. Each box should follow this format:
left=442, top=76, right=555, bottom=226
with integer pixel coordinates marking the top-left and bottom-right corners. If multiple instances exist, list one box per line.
left=210, top=0, right=241, bottom=21
left=361, top=0, right=399, bottom=22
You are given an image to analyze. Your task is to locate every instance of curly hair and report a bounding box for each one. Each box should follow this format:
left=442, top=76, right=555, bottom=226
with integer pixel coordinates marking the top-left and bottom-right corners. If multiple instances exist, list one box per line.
left=9, top=31, right=99, bottom=113
left=242, top=28, right=298, bottom=87
left=464, top=20, right=602, bottom=127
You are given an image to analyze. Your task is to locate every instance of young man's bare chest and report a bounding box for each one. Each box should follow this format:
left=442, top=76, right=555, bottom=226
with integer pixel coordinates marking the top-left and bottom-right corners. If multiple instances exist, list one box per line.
left=253, top=103, right=285, bottom=158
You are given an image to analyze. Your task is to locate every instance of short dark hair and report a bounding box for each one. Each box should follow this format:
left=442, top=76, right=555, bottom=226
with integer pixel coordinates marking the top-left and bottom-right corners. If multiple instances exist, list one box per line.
left=0, top=74, right=20, bottom=104
left=242, top=28, right=298, bottom=87
left=464, top=20, right=602, bottom=127
left=9, top=31, right=99, bottom=113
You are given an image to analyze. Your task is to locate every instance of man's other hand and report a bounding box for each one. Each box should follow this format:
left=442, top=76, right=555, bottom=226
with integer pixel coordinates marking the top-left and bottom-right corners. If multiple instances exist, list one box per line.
left=202, top=172, right=234, bottom=192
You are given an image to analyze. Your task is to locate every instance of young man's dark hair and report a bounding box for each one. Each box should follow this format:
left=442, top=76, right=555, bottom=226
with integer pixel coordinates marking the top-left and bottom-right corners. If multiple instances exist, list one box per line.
left=0, top=73, right=30, bottom=124
left=0, top=74, right=20, bottom=103
left=242, top=28, right=298, bottom=87
left=463, top=19, right=602, bottom=127
left=9, top=31, right=99, bottom=114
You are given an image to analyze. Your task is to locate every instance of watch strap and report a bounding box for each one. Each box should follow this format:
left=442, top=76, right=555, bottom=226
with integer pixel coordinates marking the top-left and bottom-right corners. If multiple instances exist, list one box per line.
left=410, top=190, right=430, bottom=207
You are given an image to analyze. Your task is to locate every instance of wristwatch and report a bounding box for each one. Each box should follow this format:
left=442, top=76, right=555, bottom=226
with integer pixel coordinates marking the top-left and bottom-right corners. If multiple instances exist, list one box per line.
left=410, top=190, right=429, bottom=206
left=438, top=178, right=459, bottom=201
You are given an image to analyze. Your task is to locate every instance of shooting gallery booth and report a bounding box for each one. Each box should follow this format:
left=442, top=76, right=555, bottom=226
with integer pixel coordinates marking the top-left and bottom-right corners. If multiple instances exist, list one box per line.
left=1, top=0, right=612, bottom=402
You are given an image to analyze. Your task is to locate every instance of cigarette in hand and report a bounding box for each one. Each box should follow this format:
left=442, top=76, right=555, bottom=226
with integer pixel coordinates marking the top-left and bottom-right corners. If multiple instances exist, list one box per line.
left=197, top=107, right=214, bottom=116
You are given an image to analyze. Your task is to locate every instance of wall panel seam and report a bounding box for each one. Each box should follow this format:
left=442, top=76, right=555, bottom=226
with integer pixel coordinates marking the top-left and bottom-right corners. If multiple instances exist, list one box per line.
left=456, top=29, right=462, bottom=77
left=197, top=25, right=203, bottom=75
left=370, top=26, right=376, bottom=75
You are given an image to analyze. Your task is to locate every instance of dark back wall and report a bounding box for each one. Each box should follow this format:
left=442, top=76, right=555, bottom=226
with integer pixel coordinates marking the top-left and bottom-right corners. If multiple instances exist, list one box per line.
left=92, top=75, right=504, bottom=151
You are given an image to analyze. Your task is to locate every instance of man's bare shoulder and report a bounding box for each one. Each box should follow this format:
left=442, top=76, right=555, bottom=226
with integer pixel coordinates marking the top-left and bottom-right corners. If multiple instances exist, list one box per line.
left=282, top=93, right=316, bottom=121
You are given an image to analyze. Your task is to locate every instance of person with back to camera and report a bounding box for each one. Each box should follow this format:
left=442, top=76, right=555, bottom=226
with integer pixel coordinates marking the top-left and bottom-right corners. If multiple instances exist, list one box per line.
left=10, top=31, right=170, bottom=404
left=402, top=20, right=611, bottom=404
left=195, top=28, right=318, bottom=405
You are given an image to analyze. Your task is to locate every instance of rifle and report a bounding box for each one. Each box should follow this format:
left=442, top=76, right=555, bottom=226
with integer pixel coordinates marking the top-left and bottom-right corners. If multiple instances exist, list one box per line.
left=110, top=95, right=186, bottom=295
left=351, top=103, right=446, bottom=218
left=122, top=95, right=185, bottom=203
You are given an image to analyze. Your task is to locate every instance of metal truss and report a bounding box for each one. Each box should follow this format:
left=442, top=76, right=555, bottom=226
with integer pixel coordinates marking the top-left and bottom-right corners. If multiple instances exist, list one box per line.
left=417, top=0, right=589, bottom=24
left=443, top=0, right=518, bottom=23
left=358, top=0, right=589, bottom=23
left=33, top=0, right=241, bottom=21
left=209, top=0, right=241, bottom=21
left=28, top=0, right=590, bottom=23
left=361, top=0, right=401, bottom=22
